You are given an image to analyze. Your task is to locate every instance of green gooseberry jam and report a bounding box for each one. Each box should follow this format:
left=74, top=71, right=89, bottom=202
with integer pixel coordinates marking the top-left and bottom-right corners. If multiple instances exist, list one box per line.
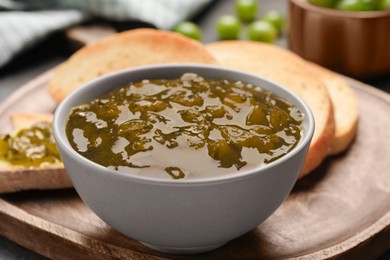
left=66, top=73, right=303, bottom=180
left=0, top=121, right=62, bottom=168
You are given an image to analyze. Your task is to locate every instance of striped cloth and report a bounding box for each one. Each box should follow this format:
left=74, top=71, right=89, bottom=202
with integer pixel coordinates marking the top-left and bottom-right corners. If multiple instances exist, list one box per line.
left=0, top=0, right=212, bottom=68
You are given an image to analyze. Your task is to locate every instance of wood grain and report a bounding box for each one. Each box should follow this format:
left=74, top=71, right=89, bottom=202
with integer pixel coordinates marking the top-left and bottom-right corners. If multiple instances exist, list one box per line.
left=0, top=74, right=389, bottom=259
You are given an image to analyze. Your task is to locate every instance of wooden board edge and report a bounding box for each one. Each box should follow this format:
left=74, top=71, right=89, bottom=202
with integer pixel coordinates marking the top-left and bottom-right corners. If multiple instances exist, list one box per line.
left=296, top=77, right=390, bottom=259
left=293, top=210, right=390, bottom=259
left=0, top=199, right=163, bottom=259
left=342, top=76, right=390, bottom=103
left=0, top=69, right=55, bottom=119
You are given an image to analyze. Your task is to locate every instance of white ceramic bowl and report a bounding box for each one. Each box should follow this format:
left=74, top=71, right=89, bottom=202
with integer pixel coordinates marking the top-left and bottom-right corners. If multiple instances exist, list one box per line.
left=53, top=64, right=314, bottom=254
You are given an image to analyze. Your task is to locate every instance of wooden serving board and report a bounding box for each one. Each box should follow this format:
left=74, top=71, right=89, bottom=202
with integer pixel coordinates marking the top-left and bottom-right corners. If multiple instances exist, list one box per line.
left=0, top=71, right=389, bottom=259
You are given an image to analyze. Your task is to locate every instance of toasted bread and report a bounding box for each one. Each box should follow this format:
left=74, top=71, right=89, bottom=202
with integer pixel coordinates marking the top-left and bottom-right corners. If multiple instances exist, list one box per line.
left=0, top=113, right=72, bottom=193
left=207, top=41, right=335, bottom=178
left=305, top=62, right=359, bottom=155
left=48, top=28, right=218, bottom=103
left=0, top=163, right=71, bottom=193
left=10, top=113, right=54, bottom=129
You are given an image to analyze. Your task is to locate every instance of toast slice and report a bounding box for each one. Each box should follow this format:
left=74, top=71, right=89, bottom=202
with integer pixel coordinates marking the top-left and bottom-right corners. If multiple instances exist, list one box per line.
left=48, top=28, right=218, bottom=103
left=207, top=41, right=335, bottom=178
left=0, top=113, right=72, bottom=193
left=305, top=62, right=359, bottom=155
left=10, top=113, right=54, bottom=129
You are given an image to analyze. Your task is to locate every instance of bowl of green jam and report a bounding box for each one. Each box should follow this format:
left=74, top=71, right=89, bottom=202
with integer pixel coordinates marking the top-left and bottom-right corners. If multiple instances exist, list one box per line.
left=53, top=64, right=314, bottom=254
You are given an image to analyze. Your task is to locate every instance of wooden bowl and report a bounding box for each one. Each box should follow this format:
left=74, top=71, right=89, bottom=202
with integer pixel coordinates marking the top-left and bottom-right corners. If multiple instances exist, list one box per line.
left=288, top=0, right=390, bottom=79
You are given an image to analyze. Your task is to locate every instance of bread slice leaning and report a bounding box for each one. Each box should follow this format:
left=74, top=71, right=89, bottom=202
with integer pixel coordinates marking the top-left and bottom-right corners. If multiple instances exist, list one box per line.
left=0, top=113, right=72, bottom=193
left=207, top=41, right=335, bottom=178
left=304, top=62, right=359, bottom=155
left=48, top=28, right=218, bottom=104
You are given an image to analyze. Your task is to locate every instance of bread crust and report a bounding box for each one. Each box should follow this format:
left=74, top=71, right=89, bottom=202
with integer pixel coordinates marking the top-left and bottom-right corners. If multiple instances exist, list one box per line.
left=10, top=113, right=54, bottom=129
left=48, top=28, right=218, bottom=103
left=305, top=62, right=359, bottom=155
left=0, top=163, right=72, bottom=193
left=207, top=41, right=336, bottom=178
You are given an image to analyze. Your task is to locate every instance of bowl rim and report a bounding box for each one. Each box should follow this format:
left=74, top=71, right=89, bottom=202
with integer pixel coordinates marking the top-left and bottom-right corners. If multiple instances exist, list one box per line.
left=290, top=0, right=390, bottom=19
left=53, top=63, right=315, bottom=185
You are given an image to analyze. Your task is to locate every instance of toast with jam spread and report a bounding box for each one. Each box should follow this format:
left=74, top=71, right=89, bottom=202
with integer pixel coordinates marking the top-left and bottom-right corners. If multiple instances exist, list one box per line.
left=0, top=113, right=72, bottom=193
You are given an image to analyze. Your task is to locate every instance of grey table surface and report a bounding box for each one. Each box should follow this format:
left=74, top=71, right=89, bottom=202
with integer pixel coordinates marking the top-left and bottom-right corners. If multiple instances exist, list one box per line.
left=0, top=0, right=389, bottom=259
